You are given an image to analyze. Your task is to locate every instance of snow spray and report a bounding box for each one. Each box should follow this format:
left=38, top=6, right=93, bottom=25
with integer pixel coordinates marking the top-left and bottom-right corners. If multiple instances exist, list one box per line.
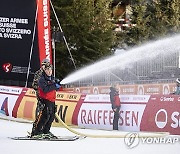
left=61, top=34, right=180, bottom=84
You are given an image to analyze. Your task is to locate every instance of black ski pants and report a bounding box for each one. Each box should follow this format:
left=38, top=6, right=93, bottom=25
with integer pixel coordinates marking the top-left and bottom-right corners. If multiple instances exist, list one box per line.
left=35, top=99, right=55, bottom=134
left=113, top=107, right=120, bottom=130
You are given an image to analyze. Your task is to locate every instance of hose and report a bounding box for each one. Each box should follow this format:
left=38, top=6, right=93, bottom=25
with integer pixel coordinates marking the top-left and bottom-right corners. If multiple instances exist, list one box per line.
left=55, top=113, right=169, bottom=138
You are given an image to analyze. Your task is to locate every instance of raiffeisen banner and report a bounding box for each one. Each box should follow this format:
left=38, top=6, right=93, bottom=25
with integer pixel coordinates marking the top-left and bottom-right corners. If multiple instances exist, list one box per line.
left=0, top=0, right=52, bottom=87
left=77, top=94, right=180, bottom=134
left=77, top=94, right=149, bottom=131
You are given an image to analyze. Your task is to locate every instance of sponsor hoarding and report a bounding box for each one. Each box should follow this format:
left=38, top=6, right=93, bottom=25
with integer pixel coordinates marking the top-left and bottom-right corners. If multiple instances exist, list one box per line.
left=140, top=95, right=180, bottom=135
left=0, top=85, right=24, bottom=116
left=0, top=93, right=19, bottom=117
left=78, top=95, right=148, bottom=131
left=0, top=0, right=52, bottom=86
left=65, top=83, right=176, bottom=95
left=1, top=85, right=180, bottom=135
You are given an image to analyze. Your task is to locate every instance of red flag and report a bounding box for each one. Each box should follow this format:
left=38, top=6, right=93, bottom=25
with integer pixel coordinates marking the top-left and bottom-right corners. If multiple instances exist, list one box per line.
left=36, top=0, right=52, bottom=65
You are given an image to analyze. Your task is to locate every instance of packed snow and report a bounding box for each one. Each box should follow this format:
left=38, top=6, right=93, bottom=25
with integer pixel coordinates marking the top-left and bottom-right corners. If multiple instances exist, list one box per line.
left=0, top=116, right=179, bottom=154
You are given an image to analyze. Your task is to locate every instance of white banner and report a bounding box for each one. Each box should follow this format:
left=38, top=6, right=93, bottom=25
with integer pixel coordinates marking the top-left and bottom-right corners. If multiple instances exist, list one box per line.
left=84, top=94, right=150, bottom=103
left=78, top=102, right=146, bottom=131
left=78, top=103, right=113, bottom=130
left=120, top=95, right=150, bottom=103
left=0, top=85, right=22, bottom=95
left=84, top=94, right=110, bottom=103
left=118, top=104, right=146, bottom=131
left=0, top=93, right=18, bottom=116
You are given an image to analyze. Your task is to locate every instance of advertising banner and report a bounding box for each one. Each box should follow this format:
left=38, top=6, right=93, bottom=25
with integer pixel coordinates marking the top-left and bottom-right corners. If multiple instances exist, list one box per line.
left=78, top=103, right=114, bottom=130
left=55, top=92, right=81, bottom=125
left=0, top=0, right=38, bottom=85
left=0, top=0, right=52, bottom=86
left=55, top=101, right=78, bottom=126
left=17, top=94, right=37, bottom=120
left=66, top=83, right=176, bottom=95
left=78, top=94, right=148, bottom=131
left=17, top=91, right=82, bottom=125
left=0, top=93, right=19, bottom=117
left=0, top=85, right=23, bottom=116
left=1, top=85, right=180, bottom=135
left=140, top=95, right=180, bottom=135
left=36, top=0, right=52, bottom=64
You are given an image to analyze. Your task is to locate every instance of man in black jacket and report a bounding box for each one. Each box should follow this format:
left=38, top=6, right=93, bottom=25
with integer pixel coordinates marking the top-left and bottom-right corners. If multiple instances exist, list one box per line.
left=110, top=85, right=121, bottom=130
left=31, top=63, right=60, bottom=138
left=32, top=58, right=50, bottom=117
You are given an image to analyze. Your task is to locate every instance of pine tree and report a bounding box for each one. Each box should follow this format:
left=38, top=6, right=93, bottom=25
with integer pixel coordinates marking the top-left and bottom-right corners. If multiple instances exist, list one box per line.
left=145, top=0, right=180, bottom=39
left=127, top=0, right=149, bottom=45
left=118, top=0, right=180, bottom=46
left=51, top=0, right=117, bottom=78
left=153, top=0, right=180, bottom=34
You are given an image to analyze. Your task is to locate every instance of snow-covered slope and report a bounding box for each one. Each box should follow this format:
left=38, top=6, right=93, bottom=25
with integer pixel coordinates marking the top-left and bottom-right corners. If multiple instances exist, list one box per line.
left=0, top=118, right=179, bottom=154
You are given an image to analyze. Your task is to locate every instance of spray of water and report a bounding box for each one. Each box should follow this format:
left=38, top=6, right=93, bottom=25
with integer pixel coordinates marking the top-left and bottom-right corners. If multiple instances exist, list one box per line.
left=61, top=34, right=180, bottom=84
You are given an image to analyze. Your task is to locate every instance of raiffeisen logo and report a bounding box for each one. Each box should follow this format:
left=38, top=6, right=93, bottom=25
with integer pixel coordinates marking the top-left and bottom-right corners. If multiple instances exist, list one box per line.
left=2, top=63, right=12, bottom=73
left=155, top=109, right=168, bottom=129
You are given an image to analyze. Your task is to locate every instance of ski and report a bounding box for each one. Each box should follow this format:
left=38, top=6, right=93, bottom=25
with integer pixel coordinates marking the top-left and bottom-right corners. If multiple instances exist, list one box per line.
left=10, top=135, right=84, bottom=141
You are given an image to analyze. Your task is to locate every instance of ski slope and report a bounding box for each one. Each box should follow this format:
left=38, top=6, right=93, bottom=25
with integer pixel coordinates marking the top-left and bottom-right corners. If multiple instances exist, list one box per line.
left=0, top=117, right=179, bottom=154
